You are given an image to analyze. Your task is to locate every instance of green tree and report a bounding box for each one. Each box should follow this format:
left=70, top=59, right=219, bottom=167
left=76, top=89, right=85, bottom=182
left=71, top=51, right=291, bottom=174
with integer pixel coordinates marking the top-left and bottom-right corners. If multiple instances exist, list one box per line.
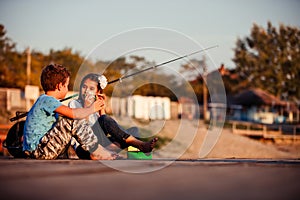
left=233, top=22, right=300, bottom=101
left=98, top=57, right=136, bottom=97
left=132, top=73, right=178, bottom=101
left=180, top=58, right=207, bottom=104
left=29, top=50, right=47, bottom=87
left=0, top=24, right=194, bottom=102
left=45, top=48, right=84, bottom=90
left=0, top=24, right=26, bottom=88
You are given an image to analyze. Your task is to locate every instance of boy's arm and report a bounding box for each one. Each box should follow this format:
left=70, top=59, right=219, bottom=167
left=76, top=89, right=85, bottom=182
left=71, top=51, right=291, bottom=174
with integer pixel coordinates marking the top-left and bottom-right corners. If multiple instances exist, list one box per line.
left=56, top=99, right=104, bottom=119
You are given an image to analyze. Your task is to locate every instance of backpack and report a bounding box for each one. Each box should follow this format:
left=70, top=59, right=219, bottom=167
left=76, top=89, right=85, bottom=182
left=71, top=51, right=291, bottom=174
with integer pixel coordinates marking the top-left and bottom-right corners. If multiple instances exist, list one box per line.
left=2, top=120, right=25, bottom=158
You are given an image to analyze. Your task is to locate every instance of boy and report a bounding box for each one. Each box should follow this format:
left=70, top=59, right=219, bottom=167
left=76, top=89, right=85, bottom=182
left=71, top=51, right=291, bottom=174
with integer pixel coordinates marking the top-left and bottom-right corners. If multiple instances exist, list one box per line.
left=23, top=64, right=117, bottom=160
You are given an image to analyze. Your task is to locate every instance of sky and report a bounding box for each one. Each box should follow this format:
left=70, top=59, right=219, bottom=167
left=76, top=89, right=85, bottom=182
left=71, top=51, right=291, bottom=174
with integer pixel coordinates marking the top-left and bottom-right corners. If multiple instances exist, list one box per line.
left=0, top=0, right=299, bottom=70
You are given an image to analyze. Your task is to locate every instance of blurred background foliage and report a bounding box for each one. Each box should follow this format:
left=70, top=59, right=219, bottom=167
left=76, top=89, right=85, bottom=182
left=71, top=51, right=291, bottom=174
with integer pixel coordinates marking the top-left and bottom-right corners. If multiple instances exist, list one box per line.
left=1, top=22, right=299, bottom=103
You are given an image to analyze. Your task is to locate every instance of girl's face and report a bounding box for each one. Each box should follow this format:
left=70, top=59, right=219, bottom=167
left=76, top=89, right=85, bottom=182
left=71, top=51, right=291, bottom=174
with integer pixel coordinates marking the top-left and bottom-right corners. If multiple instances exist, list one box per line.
left=81, top=78, right=99, bottom=97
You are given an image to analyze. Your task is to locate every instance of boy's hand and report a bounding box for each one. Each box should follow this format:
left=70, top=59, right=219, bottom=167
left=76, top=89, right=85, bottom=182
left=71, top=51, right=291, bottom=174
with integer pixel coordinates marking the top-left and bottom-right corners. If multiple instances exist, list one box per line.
left=92, top=98, right=105, bottom=112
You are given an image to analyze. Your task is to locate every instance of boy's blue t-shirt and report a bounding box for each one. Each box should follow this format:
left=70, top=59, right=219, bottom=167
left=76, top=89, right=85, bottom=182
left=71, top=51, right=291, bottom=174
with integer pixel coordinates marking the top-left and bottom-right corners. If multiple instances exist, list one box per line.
left=23, top=94, right=62, bottom=151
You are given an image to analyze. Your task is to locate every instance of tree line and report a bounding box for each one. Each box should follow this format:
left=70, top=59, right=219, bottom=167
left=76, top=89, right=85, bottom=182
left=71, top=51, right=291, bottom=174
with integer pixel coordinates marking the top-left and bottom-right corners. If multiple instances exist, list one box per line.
left=233, top=22, right=300, bottom=102
left=1, top=22, right=299, bottom=104
left=0, top=24, right=180, bottom=100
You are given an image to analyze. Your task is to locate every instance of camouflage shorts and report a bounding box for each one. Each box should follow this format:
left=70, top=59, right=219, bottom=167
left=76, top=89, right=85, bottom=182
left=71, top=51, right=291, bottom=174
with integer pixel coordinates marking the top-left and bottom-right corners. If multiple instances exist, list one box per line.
left=31, top=118, right=98, bottom=159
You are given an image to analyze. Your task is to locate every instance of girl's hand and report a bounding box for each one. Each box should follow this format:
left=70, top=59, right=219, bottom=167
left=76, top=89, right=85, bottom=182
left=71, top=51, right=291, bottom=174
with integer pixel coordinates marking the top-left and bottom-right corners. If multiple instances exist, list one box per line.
left=84, top=92, right=96, bottom=108
left=92, top=98, right=105, bottom=112
left=97, top=93, right=106, bottom=100
left=97, top=93, right=106, bottom=115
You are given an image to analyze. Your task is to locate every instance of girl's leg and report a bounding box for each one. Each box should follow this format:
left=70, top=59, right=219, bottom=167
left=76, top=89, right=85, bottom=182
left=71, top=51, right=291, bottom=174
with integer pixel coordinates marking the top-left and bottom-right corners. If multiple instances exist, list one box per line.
left=96, top=115, right=158, bottom=153
left=125, top=127, right=139, bottom=138
left=91, top=119, right=113, bottom=148
left=95, top=115, right=131, bottom=149
left=125, top=136, right=158, bottom=153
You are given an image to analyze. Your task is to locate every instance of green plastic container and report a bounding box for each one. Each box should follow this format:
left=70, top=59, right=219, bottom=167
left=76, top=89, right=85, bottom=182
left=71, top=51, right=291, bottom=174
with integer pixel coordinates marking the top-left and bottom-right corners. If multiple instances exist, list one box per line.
left=127, top=151, right=152, bottom=160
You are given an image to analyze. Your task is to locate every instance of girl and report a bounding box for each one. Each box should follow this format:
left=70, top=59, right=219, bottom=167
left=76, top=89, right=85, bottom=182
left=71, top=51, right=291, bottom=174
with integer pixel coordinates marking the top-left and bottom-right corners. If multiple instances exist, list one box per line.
left=69, top=73, right=157, bottom=158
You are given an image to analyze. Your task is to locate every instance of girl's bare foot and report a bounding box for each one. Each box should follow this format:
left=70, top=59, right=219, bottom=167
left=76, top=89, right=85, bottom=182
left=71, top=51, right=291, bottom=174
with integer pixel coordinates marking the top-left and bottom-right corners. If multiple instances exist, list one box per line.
left=126, top=136, right=158, bottom=153
left=139, top=137, right=158, bottom=153
left=90, top=144, right=120, bottom=160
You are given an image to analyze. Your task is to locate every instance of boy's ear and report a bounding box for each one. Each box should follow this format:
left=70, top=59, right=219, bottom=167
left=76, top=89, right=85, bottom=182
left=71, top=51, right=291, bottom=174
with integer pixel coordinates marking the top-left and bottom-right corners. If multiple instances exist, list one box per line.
left=56, top=83, right=62, bottom=91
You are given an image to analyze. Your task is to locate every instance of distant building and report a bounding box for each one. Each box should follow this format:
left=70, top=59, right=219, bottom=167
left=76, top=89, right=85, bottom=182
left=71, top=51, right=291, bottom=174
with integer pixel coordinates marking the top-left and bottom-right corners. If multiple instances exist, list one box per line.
left=109, top=95, right=171, bottom=120
left=229, top=88, right=298, bottom=124
left=209, top=64, right=299, bottom=124
left=0, top=88, right=24, bottom=124
left=0, top=88, right=23, bottom=111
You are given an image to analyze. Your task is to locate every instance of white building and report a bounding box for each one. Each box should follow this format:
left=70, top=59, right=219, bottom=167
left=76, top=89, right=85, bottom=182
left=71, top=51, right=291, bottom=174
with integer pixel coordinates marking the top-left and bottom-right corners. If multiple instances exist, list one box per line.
left=114, top=95, right=171, bottom=120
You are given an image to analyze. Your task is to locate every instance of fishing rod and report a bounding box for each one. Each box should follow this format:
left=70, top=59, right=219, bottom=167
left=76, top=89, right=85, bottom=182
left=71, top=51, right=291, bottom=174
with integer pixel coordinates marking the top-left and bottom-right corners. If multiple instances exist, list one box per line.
left=108, top=45, right=218, bottom=84
left=60, top=45, right=218, bottom=100
left=9, top=45, right=218, bottom=122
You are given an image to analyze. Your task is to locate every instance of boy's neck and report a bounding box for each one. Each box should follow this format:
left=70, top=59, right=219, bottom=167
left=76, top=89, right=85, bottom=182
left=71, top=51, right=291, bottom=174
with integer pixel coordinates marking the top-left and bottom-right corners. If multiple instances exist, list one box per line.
left=46, top=90, right=60, bottom=99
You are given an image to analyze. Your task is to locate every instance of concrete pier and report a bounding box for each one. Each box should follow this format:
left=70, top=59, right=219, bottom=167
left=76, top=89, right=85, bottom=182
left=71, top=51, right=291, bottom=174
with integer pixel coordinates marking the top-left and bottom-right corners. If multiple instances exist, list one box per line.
left=0, top=158, right=299, bottom=200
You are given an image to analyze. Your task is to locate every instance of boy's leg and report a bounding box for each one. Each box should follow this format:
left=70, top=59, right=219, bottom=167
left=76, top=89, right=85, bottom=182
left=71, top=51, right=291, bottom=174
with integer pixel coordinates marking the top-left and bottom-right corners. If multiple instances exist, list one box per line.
left=71, top=119, right=98, bottom=152
left=32, top=118, right=98, bottom=159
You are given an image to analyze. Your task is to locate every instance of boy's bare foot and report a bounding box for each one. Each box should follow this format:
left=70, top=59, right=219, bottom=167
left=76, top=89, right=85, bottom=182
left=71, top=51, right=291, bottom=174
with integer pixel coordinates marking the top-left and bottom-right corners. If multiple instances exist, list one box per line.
left=90, top=144, right=120, bottom=160
left=106, top=142, right=122, bottom=153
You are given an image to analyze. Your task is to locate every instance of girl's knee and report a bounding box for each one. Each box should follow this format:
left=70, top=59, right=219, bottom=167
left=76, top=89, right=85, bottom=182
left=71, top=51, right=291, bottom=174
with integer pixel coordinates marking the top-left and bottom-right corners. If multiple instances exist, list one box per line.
left=99, top=114, right=116, bottom=125
left=126, top=127, right=139, bottom=137
left=99, top=114, right=109, bottom=122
